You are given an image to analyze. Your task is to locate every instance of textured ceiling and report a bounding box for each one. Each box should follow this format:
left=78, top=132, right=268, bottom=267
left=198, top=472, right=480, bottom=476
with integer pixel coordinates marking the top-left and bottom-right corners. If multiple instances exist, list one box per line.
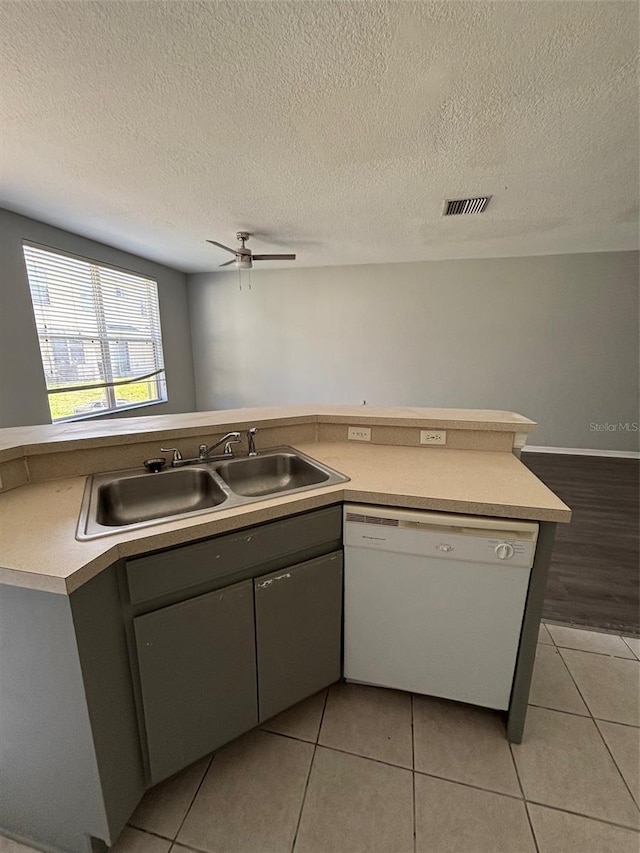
left=0, top=1, right=638, bottom=272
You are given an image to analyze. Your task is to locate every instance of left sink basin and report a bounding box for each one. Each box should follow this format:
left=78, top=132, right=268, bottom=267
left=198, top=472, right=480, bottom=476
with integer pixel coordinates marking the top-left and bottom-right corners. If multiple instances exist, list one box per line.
left=97, top=468, right=228, bottom=526
left=78, top=466, right=229, bottom=538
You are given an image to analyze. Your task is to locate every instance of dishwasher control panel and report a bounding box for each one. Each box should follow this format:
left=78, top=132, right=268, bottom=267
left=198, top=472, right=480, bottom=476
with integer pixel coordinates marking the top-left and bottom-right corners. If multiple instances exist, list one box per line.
left=344, top=505, right=539, bottom=569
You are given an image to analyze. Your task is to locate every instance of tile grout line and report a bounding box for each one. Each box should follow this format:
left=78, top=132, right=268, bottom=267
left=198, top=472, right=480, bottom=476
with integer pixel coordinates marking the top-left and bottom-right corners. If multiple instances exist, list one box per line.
left=555, top=646, right=640, bottom=813
left=170, top=752, right=215, bottom=846
left=592, top=720, right=640, bottom=812
left=555, top=645, right=612, bottom=724
left=546, top=625, right=639, bottom=660
left=523, top=802, right=542, bottom=851
left=266, top=724, right=416, bottom=774
left=411, top=694, right=417, bottom=853
left=289, top=688, right=330, bottom=853
left=540, top=621, right=640, bottom=648
left=167, top=839, right=219, bottom=853
left=592, top=716, right=640, bottom=730
left=545, top=621, right=640, bottom=641
left=260, top=727, right=317, bottom=745
left=399, top=763, right=524, bottom=802
left=529, top=699, right=640, bottom=729
left=508, top=734, right=540, bottom=853
left=528, top=694, right=588, bottom=718
left=124, top=824, right=176, bottom=844
left=289, top=742, right=317, bottom=853
left=621, top=635, right=640, bottom=660
left=523, top=798, right=640, bottom=833
left=550, top=645, right=638, bottom=661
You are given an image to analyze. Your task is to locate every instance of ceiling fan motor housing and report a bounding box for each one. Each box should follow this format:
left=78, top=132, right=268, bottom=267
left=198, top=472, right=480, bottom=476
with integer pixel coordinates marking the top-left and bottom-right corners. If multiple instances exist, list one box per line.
left=207, top=231, right=295, bottom=269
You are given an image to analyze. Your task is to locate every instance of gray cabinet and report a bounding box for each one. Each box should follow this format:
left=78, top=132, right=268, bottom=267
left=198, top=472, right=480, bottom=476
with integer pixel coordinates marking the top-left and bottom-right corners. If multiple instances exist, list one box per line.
left=127, top=505, right=343, bottom=785
left=134, top=579, right=258, bottom=783
left=255, top=550, right=343, bottom=722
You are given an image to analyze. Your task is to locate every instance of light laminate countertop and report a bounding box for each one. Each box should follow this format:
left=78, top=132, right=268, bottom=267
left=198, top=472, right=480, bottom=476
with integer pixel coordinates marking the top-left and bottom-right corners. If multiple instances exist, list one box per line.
left=0, top=440, right=570, bottom=595
left=0, top=405, right=535, bottom=461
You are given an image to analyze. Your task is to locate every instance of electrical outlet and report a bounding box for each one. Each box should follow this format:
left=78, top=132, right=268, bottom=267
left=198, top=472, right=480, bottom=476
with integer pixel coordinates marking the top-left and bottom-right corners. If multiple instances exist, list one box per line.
left=420, top=430, right=447, bottom=446
left=348, top=426, right=371, bottom=442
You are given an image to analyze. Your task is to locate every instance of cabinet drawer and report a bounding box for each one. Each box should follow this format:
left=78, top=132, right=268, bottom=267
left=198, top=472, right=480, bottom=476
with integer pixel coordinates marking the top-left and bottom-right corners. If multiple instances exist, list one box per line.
left=126, top=504, right=342, bottom=604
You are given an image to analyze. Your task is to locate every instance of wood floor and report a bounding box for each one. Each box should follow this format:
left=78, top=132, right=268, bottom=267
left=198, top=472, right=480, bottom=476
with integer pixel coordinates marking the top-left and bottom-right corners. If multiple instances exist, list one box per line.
left=522, top=452, right=639, bottom=636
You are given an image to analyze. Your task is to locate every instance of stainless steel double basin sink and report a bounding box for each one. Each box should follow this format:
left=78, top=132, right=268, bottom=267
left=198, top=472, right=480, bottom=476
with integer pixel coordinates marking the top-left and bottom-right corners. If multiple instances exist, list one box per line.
left=77, top=447, right=349, bottom=540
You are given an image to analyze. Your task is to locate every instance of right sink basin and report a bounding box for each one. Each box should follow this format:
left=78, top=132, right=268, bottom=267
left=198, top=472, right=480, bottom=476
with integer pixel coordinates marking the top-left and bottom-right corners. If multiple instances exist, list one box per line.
left=215, top=450, right=332, bottom=497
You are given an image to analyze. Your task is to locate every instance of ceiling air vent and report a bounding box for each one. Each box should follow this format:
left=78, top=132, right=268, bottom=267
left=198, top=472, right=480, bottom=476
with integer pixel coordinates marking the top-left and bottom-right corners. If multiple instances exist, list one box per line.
left=443, top=196, right=491, bottom=216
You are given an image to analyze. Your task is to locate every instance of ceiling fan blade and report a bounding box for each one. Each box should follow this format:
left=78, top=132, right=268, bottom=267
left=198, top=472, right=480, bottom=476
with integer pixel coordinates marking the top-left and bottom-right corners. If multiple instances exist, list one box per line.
left=206, top=239, right=237, bottom=255
left=251, top=254, right=296, bottom=261
left=219, top=259, right=236, bottom=267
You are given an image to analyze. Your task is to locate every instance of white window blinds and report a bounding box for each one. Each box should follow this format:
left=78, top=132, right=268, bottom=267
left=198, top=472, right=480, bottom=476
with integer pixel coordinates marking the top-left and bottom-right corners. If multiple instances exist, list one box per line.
left=23, top=243, right=167, bottom=422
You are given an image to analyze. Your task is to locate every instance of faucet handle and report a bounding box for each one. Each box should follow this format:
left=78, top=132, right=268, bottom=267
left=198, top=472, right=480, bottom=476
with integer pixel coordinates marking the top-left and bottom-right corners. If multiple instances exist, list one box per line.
left=160, top=447, right=183, bottom=465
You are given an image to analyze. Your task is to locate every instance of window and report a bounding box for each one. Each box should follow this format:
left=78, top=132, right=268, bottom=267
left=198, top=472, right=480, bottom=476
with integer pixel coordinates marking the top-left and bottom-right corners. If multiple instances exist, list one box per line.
left=23, top=243, right=167, bottom=422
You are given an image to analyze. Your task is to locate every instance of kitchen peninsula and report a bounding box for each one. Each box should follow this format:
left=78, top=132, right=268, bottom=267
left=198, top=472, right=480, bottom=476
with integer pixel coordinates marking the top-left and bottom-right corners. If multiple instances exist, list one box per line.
left=0, top=406, right=570, bottom=853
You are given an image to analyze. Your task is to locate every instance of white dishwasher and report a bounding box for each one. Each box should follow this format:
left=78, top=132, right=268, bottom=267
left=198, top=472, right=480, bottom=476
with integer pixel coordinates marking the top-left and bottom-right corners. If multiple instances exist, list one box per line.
left=343, top=505, right=539, bottom=710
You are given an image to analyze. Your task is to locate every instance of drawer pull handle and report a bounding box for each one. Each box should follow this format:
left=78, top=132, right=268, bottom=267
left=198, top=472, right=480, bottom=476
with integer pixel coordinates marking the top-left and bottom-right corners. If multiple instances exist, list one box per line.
left=256, top=572, right=292, bottom=590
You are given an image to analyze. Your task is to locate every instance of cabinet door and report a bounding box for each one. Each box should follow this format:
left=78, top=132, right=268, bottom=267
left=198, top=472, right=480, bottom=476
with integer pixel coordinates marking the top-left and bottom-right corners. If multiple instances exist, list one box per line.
left=134, top=580, right=257, bottom=783
left=255, top=550, right=343, bottom=722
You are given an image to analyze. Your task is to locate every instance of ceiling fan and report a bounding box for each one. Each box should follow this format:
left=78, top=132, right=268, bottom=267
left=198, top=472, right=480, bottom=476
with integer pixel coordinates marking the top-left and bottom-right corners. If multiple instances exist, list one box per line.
left=207, top=232, right=296, bottom=269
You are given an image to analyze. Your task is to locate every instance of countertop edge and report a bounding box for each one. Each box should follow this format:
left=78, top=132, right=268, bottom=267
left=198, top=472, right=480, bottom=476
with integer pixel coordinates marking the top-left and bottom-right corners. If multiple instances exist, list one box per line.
left=0, top=479, right=571, bottom=596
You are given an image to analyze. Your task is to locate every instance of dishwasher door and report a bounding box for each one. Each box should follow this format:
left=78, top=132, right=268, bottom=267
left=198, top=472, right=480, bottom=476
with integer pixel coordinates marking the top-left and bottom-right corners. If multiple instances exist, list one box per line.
left=343, top=505, right=538, bottom=710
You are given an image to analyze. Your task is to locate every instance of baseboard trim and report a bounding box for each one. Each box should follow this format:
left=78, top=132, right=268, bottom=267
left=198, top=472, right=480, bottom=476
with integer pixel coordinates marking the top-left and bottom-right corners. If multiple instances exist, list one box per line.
left=523, top=446, right=640, bottom=459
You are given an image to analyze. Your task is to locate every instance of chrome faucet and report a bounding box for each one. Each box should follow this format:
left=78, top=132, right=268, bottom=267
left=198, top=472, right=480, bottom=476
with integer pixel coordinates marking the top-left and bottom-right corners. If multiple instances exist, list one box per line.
left=198, top=431, right=242, bottom=460
left=247, top=427, right=258, bottom=456
left=160, top=431, right=241, bottom=467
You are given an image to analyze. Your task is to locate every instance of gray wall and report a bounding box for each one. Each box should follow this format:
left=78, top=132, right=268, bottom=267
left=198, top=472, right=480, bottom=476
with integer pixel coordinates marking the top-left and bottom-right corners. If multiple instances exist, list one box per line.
left=0, top=208, right=196, bottom=427
left=188, top=252, right=639, bottom=451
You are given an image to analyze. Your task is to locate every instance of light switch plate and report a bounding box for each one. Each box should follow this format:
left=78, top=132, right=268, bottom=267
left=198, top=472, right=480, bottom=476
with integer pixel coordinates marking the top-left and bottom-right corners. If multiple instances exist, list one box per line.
left=348, top=426, right=371, bottom=442
left=420, top=430, right=447, bottom=445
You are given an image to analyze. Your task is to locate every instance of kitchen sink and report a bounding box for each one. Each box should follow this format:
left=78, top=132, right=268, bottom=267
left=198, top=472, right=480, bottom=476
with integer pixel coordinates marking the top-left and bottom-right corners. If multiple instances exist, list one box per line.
left=96, top=467, right=228, bottom=527
left=77, top=447, right=349, bottom=539
left=216, top=451, right=330, bottom=497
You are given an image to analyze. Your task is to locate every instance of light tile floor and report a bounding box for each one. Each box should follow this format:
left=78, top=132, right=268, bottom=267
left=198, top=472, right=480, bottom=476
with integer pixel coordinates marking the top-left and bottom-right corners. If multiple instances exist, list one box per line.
left=2, top=624, right=638, bottom=853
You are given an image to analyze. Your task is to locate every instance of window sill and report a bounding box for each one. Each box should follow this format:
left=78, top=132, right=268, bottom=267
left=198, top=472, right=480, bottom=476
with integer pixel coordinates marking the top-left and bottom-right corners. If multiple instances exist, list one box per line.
left=53, top=398, right=169, bottom=424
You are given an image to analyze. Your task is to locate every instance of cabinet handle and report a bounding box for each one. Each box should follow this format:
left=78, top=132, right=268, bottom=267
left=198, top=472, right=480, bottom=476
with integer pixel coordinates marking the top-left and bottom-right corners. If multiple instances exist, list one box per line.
left=256, top=572, right=292, bottom=590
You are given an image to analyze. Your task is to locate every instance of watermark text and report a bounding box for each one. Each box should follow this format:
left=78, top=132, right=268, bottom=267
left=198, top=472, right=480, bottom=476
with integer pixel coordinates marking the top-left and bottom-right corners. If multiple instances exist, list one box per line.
left=590, top=422, right=639, bottom=432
